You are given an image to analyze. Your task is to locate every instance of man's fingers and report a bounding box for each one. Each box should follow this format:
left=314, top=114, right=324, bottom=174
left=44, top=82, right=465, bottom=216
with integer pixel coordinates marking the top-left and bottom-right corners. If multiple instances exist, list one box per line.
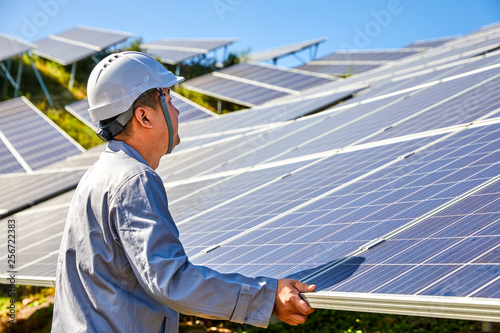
left=293, top=280, right=317, bottom=292
left=292, top=295, right=315, bottom=315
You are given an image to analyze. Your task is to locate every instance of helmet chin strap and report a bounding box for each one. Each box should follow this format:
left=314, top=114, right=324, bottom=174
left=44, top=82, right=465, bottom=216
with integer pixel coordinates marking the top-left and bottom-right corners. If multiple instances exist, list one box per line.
left=157, top=88, right=174, bottom=154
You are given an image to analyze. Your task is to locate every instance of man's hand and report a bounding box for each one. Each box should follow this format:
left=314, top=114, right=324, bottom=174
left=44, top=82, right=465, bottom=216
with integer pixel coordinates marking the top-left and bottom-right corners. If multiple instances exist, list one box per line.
left=273, top=278, right=316, bottom=326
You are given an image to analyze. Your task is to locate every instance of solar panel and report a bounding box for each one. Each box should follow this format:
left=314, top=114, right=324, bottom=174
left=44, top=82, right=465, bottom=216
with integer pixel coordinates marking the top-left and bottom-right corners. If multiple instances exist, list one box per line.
left=187, top=122, right=500, bottom=282
left=0, top=97, right=85, bottom=173
left=0, top=190, right=75, bottom=285
left=248, top=37, right=327, bottom=62
left=405, top=36, right=456, bottom=49
left=64, top=99, right=96, bottom=130
left=278, top=66, right=500, bottom=161
left=179, top=135, right=443, bottom=258
left=141, top=38, right=237, bottom=65
left=309, top=175, right=500, bottom=298
left=55, top=26, right=132, bottom=50
left=298, top=50, right=418, bottom=76
left=0, top=170, right=86, bottom=218
left=179, top=87, right=362, bottom=140
left=33, top=26, right=132, bottom=65
left=182, top=62, right=335, bottom=106
left=0, top=33, right=34, bottom=62
left=0, top=142, right=103, bottom=219
left=371, top=75, right=500, bottom=141
left=33, top=37, right=97, bottom=66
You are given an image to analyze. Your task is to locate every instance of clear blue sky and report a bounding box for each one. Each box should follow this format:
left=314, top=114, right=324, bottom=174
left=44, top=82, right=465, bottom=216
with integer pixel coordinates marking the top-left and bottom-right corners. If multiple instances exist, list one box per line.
left=1, top=0, right=499, bottom=66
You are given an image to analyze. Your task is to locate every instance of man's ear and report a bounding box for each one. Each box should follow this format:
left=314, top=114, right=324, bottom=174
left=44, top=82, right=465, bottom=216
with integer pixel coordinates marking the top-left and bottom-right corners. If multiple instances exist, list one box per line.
left=134, top=107, right=153, bottom=129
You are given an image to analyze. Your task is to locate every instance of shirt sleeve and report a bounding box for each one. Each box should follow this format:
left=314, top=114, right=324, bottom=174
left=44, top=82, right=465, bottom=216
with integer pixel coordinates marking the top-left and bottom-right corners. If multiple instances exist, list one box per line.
left=110, top=170, right=278, bottom=328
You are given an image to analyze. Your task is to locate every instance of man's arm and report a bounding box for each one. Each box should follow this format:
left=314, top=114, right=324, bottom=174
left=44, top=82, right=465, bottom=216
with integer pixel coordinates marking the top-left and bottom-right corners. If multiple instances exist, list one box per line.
left=112, top=171, right=316, bottom=327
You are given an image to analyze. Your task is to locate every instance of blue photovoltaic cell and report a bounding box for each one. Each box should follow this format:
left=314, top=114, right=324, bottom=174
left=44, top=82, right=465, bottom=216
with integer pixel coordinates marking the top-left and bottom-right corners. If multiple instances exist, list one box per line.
left=142, top=48, right=201, bottom=65
left=34, top=26, right=131, bottom=65
left=65, top=99, right=95, bottom=130
left=185, top=136, right=439, bottom=269
left=185, top=74, right=289, bottom=106
left=170, top=161, right=313, bottom=256
left=0, top=34, right=33, bottom=61
left=180, top=94, right=404, bottom=174
left=56, top=26, right=131, bottom=50
left=179, top=90, right=359, bottom=141
left=310, top=178, right=500, bottom=298
left=183, top=62, right=334, bottom=106
left=33, top=37, right=97, bottom=65
left=142, top=39, right=237, bottom=64
left=296, top=50, right=419, bottom=76
left=222, top=63, right=333, bottom=91
left=371, top=72, right=500, bottom=141
left=405, top=37, right=455, bottom=49
left=297, top=64, right=381, bottom=76
left=360, top=31, right=500, bottom=84
left=145, top=39, right=236, bottom=50
left=248, top=38, right=327, bottom=62
left=316, top=51, right=418, bottom=62
left=0, top=139, right=24, bottom=174
left=0, top=98, right=83, bottom=171
left=279, top=69, right=498, bottom=161
left=190, top=123, right=500, bottom=280
left=0, top=190, right=74, bottom=278
left=0, top=170, right=86, bottom=217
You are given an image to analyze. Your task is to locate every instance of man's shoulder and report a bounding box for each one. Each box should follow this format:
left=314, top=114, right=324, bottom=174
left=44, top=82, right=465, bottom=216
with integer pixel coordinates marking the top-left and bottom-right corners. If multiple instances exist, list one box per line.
left=80, top=149, right=162, bottom=198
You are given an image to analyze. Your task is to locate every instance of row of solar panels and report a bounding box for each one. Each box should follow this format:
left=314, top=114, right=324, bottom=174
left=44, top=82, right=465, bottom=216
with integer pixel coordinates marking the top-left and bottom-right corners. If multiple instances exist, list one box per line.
left=184, top=23, right=500, bottom=107
left=0, top=26, right=239, bottom=66
left=1, top=22, right=500, bottom=322
left=0, top=26, right=324, bottom=67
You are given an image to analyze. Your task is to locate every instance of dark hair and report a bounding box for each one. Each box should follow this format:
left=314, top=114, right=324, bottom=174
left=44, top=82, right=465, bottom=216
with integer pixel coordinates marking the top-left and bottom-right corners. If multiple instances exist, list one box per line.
left=114, top=89, right=160, bottom=139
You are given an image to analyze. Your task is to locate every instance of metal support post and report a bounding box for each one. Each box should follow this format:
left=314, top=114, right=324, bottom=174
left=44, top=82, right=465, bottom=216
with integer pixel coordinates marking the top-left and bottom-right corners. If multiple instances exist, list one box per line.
left=217, top=99, right=221, bottom=114
left=27, top=53, right=54, bottom=108
left=223, top=45, right=228, bottom=63
left=69, top=62, right=77, bottom=90
left=0, top=62, right=18, bottom=90
left=292, top=52, right=306, bottom=65
left=4, top=59, right=12, bottom=94
left=14, top=57, right=24, bottom=97
left=311, top=43, right=319, bottom=61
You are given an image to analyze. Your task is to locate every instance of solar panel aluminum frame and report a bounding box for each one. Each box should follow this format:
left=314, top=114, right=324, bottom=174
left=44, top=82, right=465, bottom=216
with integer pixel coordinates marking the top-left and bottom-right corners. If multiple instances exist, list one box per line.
left=0, top=275, right=55, bottom=287
left=301, top=291, right=500, bottom=322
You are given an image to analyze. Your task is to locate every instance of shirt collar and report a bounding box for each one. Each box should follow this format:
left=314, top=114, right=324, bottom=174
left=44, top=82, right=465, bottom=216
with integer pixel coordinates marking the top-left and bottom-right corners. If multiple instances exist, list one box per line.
left=105, top=140, right=149, bottom=167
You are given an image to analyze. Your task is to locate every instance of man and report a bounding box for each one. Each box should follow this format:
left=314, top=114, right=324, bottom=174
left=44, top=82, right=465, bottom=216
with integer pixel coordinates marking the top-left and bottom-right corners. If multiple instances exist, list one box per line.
left=52, top=51, right=316, bottom=332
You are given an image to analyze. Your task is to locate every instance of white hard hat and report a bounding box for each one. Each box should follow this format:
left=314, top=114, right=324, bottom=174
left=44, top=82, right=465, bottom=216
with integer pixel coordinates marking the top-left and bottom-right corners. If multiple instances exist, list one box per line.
left=87, top=51, right=184, bottom=122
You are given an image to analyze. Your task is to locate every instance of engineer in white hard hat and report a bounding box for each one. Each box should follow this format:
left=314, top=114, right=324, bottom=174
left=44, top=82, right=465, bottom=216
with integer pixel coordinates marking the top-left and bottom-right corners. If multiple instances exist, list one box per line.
left=51, top=51, right=316, bottom=332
